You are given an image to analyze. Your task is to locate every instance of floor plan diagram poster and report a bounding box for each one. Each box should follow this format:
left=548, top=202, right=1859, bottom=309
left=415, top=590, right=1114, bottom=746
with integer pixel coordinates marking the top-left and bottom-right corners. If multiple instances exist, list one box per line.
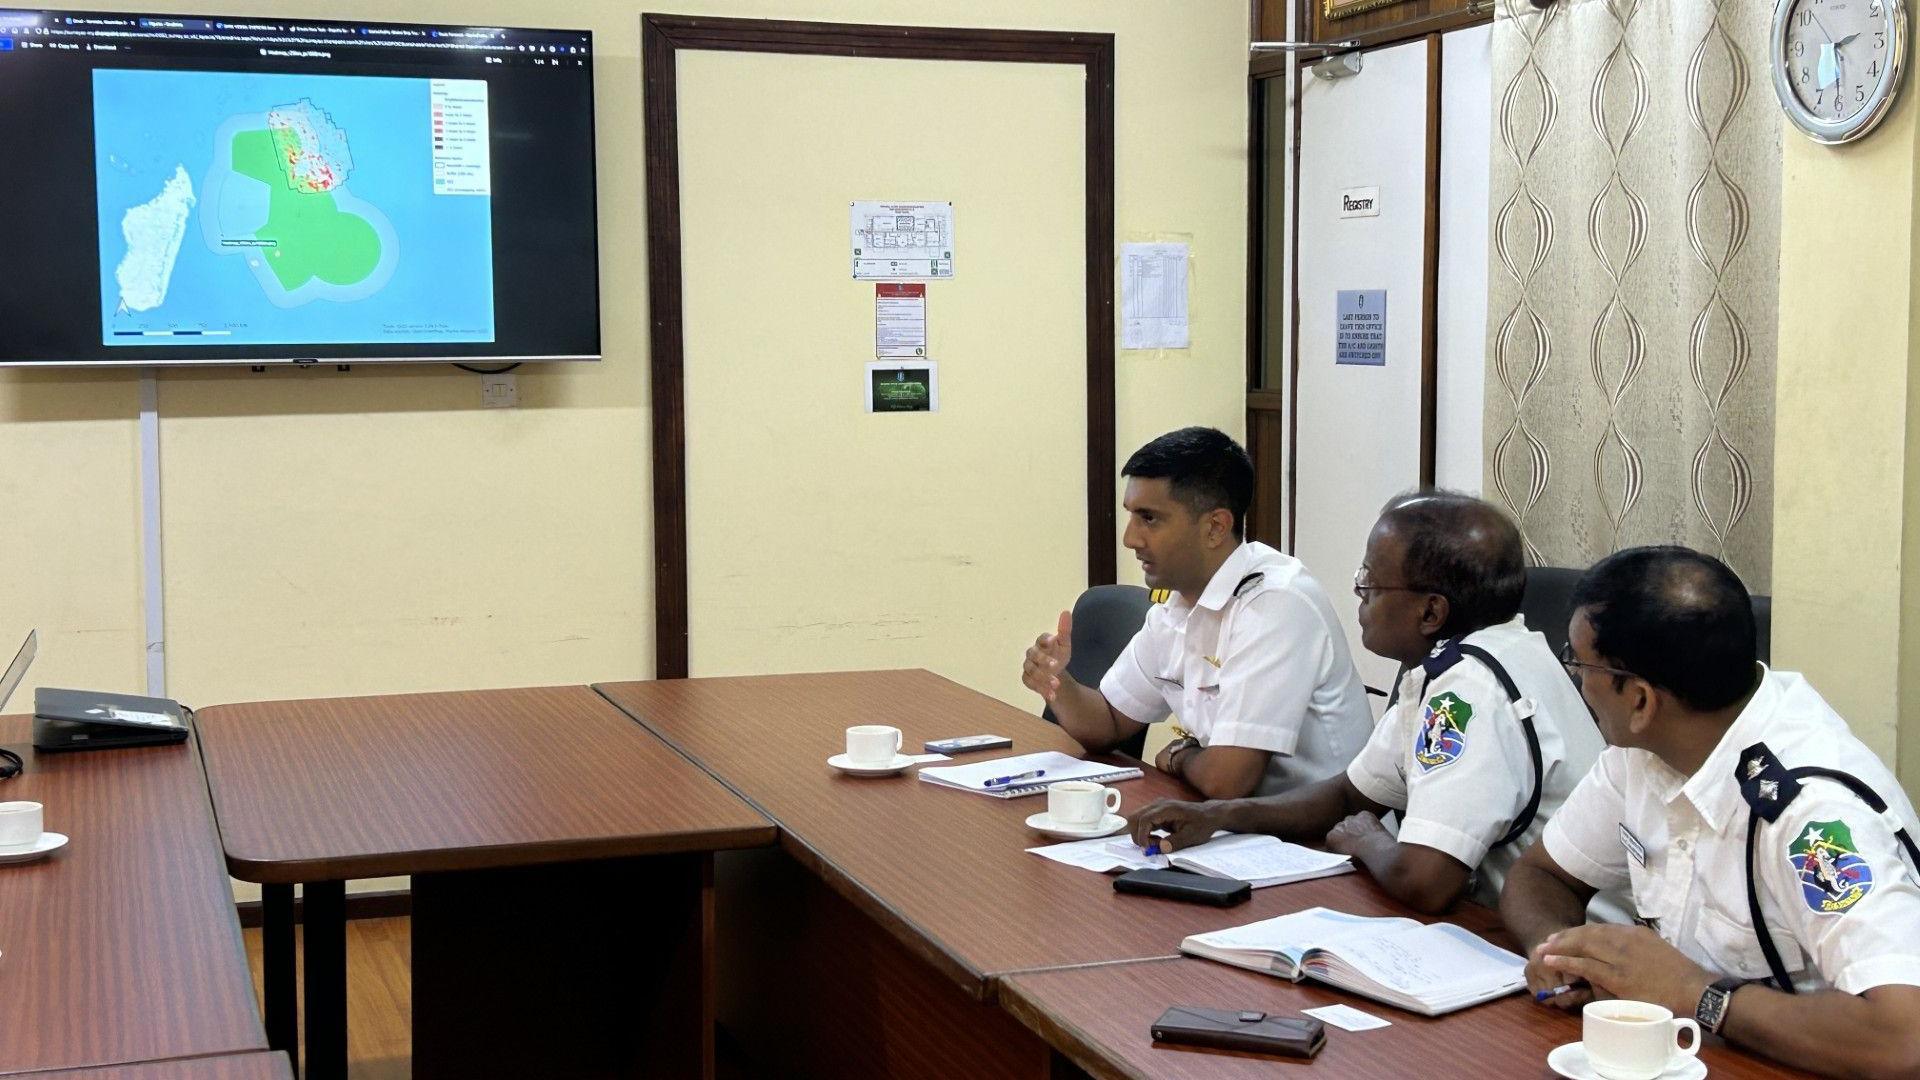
left=851, top=200, right=953, bottom=279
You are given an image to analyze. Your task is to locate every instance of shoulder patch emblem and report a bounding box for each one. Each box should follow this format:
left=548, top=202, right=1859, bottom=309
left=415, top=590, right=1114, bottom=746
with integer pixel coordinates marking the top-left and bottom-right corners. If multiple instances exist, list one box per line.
left=1412, top=691, right=1472, bottom=772
left=1788, top=819, right=1875, bottom=914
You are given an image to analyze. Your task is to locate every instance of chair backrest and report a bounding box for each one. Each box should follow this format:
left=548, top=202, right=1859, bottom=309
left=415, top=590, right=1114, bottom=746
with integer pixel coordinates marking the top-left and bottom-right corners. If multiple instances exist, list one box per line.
left=1751, top=593, right=1772, bottom=665
left=1524, top=566, right=1775, bottom=666
left=1520, top=567, right=1584, bottom=661
left=1041, top=583, right=1155, bottom=759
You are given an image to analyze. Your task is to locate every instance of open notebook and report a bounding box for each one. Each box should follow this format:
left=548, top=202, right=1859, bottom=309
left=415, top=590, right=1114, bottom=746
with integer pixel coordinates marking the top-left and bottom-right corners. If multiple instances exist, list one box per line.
left=1181, top=907, right=1525, bottom=1016
left=918, top=751, right=1142, bottom=799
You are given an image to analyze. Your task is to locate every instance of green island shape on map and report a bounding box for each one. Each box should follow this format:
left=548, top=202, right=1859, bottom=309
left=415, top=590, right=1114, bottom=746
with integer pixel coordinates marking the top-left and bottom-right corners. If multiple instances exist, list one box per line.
left=230, top=127, right=381, bottom=292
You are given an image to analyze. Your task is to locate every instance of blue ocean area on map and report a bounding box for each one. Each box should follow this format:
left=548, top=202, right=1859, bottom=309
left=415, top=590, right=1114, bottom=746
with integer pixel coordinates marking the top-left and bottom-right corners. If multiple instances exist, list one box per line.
left=92, top=68, right=495, bottom=347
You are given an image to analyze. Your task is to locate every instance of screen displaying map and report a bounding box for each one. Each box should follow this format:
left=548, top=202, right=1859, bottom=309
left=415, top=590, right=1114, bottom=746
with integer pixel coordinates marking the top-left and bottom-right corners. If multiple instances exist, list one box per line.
left=93, top=68, right=495, bottom=347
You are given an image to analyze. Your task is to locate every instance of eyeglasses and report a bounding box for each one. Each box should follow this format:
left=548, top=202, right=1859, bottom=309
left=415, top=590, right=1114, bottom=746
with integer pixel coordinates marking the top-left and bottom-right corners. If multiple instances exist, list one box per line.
left=1558, top=640, right=1637, bottom=684
left=1352, top=567, right=1439, bottom=601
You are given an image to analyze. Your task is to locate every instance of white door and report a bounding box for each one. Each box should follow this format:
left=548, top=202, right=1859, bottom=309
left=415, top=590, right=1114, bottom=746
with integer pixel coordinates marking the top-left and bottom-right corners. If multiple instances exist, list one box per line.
left=1293, top=39, right=1434, bottom=694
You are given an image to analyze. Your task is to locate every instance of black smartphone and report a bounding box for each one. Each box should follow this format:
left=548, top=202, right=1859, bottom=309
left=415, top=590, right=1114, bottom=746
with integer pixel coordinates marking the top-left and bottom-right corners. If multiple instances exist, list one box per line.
left=1150, top=1006, right=1326, bottom=1058
left=1112, top=868, right=1251, bottom=906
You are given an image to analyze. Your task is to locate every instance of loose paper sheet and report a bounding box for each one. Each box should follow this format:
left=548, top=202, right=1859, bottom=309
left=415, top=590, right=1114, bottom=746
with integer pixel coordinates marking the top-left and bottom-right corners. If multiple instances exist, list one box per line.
left=1303, top=1004, right=1392, bottom=1032
left=1121, top=242, right=1190, bottom=349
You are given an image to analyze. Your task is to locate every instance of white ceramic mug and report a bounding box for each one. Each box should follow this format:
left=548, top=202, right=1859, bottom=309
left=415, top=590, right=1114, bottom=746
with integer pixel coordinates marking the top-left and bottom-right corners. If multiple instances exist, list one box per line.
left=1582, top=1000, right=1700, bottom=1080
left=0, top=801, right=43, bottom=850
left=1047, top=781, right=1122, bottom=825
left=844, top=725, right=903, bottom=765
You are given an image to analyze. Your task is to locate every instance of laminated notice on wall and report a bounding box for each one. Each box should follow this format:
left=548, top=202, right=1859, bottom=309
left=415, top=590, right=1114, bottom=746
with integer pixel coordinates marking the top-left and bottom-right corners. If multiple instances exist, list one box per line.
left=852, top=201, right=954, bottom=279
left=1335, top=289, right=1386, bottom=366
left=876, top=283, right=927, bottom=358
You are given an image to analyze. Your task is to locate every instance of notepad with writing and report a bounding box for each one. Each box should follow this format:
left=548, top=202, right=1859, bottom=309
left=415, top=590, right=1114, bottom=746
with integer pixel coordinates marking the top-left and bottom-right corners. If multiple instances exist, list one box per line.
left=1180, top=907, right=1525, bottom=1016
left=917, top=751, right=1142, bottom=798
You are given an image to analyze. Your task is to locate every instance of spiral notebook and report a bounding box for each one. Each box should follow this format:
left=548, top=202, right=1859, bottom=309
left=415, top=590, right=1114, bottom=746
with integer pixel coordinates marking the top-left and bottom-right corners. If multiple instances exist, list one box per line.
left=917, top=751, right=1142, bottom=798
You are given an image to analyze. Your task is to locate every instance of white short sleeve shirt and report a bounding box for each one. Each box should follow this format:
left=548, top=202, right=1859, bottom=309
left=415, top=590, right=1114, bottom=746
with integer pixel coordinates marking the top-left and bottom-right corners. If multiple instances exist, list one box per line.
left=1543, top=668, right=1920, bottom=994
left=1098, top=541, right=1372, bottom=795
left=1345, top=616, right=1606, bottom=905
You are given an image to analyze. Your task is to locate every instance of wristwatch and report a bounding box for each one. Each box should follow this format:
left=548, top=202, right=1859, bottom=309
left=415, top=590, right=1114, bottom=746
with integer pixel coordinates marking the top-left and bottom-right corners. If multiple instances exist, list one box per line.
left=1160, top=735, right=1201, bottom=774
left=1695, top=976, right=1743, bottom=1035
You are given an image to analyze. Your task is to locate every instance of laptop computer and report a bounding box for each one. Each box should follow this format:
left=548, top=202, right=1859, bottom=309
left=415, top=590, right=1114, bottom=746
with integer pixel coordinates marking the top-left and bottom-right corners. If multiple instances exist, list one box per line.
left=31, top=654, right=190, bottom=752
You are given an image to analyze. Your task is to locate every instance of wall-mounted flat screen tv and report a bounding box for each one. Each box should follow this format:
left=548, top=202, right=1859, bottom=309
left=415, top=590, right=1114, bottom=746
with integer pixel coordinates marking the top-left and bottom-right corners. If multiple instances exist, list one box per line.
left=0, top=9, right=599, bottom=366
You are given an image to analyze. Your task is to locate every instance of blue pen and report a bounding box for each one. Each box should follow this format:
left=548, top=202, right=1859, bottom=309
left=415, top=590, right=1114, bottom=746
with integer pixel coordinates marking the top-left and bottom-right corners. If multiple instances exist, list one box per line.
left=1142, top=843, right=1162, bottom=857
left=1534, top=984, right=1574, bottom=1002
left=982, top=768, right=1045, bottom=787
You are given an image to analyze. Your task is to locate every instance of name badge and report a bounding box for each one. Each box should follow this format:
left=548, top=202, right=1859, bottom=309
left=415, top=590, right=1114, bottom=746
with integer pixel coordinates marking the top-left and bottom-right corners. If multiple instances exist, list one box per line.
left=1618, top=823, right=1647, bottom=868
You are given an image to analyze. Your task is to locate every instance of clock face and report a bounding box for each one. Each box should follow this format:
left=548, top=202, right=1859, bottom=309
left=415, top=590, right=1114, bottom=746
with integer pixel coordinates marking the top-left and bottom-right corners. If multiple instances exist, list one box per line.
left=1776, top=0, right=1908, bottom=142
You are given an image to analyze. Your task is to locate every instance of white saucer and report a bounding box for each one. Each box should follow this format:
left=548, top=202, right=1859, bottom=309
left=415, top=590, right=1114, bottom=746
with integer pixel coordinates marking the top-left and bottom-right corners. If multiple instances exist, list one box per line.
left=1548, top=1042, right=1706, bottom=1080
left=0, top=832, right=68, bottom=865
left=1025, top=812, right=1128, bottom=841
left=827, top=752, right=915, bottom=777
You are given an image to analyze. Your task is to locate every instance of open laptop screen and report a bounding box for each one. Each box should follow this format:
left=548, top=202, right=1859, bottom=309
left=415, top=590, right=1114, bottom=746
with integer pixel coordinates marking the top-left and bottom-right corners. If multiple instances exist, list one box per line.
left=0, top=630, right=37, bottom=714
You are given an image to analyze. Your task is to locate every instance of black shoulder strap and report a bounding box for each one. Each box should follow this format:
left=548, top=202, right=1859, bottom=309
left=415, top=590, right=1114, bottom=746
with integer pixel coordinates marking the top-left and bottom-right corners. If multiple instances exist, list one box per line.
left=1390, top=639, right=1542, bottom=849
left=1231, top=571, right=1264, bottom=598
left=1738, top=742, right=1920, bottom=993
left=1456, top=643, right=1543, bottom=849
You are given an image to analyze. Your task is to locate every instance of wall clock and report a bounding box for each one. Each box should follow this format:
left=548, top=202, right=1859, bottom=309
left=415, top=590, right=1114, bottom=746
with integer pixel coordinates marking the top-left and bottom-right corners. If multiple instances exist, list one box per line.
left=1772, top=0, right=1908, bottom=143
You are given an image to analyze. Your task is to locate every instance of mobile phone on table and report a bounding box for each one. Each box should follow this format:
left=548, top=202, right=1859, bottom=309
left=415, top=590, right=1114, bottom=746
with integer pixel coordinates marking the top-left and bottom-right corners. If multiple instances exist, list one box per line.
left=1150, top=1006, right=1326, bottom=1058
left=1112, top=868, right=1251, bottom=906
left=923, top=734, right=1012, bottom=754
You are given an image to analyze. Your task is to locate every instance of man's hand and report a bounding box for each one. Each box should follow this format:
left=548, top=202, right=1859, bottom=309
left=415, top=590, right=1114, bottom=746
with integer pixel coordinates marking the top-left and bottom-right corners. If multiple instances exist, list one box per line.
left=1526, top=940, right=1600, bottom=1011
left=1538, top=925, right=1715, bottom=1016
left=1128, top=798, right=1218, bottom=852
left=1021, top=610, right=1074, bottom=703
left=1324, top=811, right=1390, bottom=857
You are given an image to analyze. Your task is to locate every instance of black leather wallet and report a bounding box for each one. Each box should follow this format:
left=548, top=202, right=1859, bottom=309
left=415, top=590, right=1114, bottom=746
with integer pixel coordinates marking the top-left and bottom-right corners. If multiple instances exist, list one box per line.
left=1112, top=868, right=1251, bottom=906
left=1150, top=1006, right=1326, bottom=1058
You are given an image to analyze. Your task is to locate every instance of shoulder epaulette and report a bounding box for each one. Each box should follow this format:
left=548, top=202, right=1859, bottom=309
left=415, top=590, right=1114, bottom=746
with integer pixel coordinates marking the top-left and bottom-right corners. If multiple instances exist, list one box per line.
left=1736, top=741, right=1803, bottom=823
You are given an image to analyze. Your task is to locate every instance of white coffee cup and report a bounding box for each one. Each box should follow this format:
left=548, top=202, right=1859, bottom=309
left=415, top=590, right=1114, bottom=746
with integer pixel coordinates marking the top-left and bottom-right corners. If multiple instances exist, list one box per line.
left=1582, top=1000, right=1700, bottom=1080
left=0, top=801, right=43, bottom=850
left=1047, top=780, right=1122, bottom=826
left=844, top=725, right=903, bottom=766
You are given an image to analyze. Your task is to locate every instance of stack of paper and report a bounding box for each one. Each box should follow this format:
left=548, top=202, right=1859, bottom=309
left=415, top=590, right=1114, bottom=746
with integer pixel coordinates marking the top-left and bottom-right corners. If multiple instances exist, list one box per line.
left=1026, top=832, right=1353, bottom=889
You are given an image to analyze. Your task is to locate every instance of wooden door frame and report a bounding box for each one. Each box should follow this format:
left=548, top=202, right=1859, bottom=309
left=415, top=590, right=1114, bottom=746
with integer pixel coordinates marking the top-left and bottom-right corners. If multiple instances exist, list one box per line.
left=642, top=14, right=1117, bottom=678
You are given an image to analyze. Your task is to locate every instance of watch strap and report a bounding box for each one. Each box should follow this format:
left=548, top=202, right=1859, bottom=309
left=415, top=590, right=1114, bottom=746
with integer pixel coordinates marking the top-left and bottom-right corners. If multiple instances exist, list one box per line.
left=1697, top=976, right=1745, bottom=1034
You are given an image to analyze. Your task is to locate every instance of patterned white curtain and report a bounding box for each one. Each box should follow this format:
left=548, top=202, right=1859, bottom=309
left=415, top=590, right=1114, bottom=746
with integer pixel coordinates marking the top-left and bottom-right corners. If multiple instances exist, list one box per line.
left=1485, top=0, right=1778, bottom=589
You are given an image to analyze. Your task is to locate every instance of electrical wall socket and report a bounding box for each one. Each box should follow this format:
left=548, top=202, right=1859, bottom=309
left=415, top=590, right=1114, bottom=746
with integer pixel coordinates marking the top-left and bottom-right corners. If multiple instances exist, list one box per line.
left=480, top=372, right=518, bottom=408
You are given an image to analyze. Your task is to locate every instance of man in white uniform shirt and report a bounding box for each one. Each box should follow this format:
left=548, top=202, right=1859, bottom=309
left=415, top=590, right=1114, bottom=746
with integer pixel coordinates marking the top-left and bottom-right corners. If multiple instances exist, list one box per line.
left=1505, top=547, right=1920, bottom=1079
left=1130, top=492, right=1602, bottom=913
left=1021, top=427, right=1370, bottom=799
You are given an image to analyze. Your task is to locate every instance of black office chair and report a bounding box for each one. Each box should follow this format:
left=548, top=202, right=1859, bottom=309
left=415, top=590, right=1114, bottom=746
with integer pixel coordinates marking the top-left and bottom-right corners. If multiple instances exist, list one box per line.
left=1522, top=565, right=1774, bottom=666
left=1040, top=583, right=1155, bottom=760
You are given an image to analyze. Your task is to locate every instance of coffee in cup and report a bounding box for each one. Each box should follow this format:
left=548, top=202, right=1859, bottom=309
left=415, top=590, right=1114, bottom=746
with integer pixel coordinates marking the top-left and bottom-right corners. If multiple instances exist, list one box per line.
left=0, top=801, right=43, bottom=850
left=1582, top=1000, right=1699, bottom=1080
left=844, top=725, right=903, bottom=765
left=1047, top=780, right=1121, bottom=826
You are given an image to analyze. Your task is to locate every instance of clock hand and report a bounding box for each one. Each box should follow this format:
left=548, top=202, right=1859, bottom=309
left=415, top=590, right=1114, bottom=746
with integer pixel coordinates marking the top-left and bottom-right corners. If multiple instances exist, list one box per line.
left=1810, top=11, right=1839, bottom=42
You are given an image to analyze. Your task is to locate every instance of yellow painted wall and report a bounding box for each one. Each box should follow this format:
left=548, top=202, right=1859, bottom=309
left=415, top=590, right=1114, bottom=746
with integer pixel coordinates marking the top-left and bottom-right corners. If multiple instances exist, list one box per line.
left=0, top=0, right=1250, bottom=889
left=1773, top=90, right=1920, bottom=783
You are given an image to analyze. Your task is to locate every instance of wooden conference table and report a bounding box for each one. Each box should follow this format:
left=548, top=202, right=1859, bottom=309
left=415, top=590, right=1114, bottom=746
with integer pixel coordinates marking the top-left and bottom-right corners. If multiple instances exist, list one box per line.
left=193, top=686, right=776, bottom=1080
left=598, top=669, right=1811, bottom=1079
left=0, top=716, right=267, bottom=1077
left=25, top=1055, right=295, bottom=1080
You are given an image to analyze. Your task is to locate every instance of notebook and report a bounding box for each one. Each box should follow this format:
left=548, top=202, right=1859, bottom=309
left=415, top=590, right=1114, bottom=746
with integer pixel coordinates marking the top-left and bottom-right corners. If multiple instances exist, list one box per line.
left=1180, top=907, right=1526, bottom=1016
left=917, top=751, right=1142, bottom=798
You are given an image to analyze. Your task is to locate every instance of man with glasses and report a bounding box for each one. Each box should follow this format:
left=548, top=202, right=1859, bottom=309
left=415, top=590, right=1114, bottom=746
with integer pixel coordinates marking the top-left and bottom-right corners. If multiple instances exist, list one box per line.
left=1129, top=492, right=1601, bottom=912
left=1503, top=546, right=1920, bottom=1078
left=1021, top=427, right=1369, bottom=798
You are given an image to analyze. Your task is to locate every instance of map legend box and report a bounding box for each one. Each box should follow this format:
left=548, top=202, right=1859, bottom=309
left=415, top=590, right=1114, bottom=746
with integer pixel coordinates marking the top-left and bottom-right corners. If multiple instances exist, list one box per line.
left=430, top=78, right=490, bottom=196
